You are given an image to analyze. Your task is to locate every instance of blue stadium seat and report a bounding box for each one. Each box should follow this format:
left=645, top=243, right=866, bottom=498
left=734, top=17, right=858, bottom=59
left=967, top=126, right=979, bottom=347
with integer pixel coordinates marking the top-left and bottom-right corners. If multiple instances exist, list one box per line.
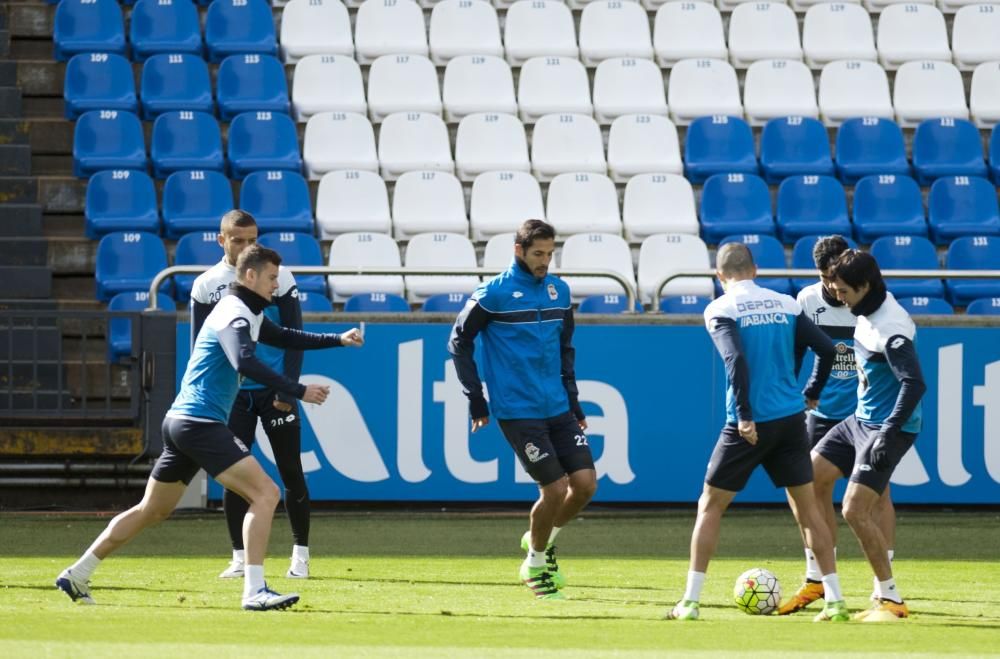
left=945, top=236, right=1000, bottom=305
left=990, top=126, right=1000, bottom=185
left=162, top=170, right=234, bottom=239
left=84, top=169, right=159, bottom=239
left=852, top=175, right=928, bottom=243
left=53, top=0, right=126, bottom=61
left=343, top=293, right=410, bottom=313
left=421, top=293, right=473, bottom=313
left=699, top=173, right=774, bottom=244
left=204, top=0, right=277, bottom=62
left=140, top=54, right=214, bottom=119
left=870, top=236, right=945, bottom=299
left=718, top=234, right=791, bottom=295
left=72, top=110, right=147, bottom=178
left=227, top=112, right=302, bottom=179
left=63, top=53, right=137, bottom=119
left=239, top=171, right=314, bottom=233
left=150, top=111, right=224, bottom=179
left=108, top=291, right=175, bottom=361
left=759, top=117, right=835, bottom=184
left=966, top=297, right=1000, bottom=315
left=216, top=54, right=290, bottom=121
left=790, top=234, right=858, bottom=293
left=895, top=296, right=954, bottom=315
left=95, top=231, right=170, bottom=301
left=173, top=231, right=223, bottom=303
left=912, top=118, right=988, bottom=186
left=129, top=0, right=202, bottom=61
left=927, top=176, right=1000, bottom=245
left=776, top=175, right=851, bottom=243
left=257, top=232, right=326, bottom=295
left=297, top=291, right=334, bottom=313
left=683, top=116, right=758, bottom=184
left=576, top=294, right=643, bottom=314
left=834, top=117, right=910, bottom=185
left=659, top=295, right=711, bottom=314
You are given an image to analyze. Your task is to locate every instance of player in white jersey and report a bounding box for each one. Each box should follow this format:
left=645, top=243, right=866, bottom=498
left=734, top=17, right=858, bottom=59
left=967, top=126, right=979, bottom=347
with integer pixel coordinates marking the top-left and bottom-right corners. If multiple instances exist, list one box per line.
left=56, top=245, right=364, bottom=610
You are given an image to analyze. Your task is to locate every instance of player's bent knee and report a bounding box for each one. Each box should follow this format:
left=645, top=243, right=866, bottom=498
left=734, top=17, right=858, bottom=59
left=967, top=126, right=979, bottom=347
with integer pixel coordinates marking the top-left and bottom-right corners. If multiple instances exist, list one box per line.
left=540, top=477, right=569, bottom=500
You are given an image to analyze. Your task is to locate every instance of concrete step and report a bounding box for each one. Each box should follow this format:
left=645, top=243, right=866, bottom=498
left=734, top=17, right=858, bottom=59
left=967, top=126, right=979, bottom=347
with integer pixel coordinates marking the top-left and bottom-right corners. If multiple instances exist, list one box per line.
left=15, top=59, right=64, bottom=97
left=0, top=86, right=23, bottom=117
left=8, top=38, right=51, bottom=61
left=0, top=265, right=51, bottom=298
left=0, top=203, right=42, bottom=236
left=0, top=143, right=31, bottom=174
left=51, top=274, right=94, bottom=300
left=0, top=237, right=46, bottom=265
left=5, top=3, right=54, bottom=40
left=0, top=428, right=142, bottom=456
left=31, top=153, right=70, bottom=176
left=0, top=61, right=15, bottom=87
left=22, top=95, right=61, bottom=118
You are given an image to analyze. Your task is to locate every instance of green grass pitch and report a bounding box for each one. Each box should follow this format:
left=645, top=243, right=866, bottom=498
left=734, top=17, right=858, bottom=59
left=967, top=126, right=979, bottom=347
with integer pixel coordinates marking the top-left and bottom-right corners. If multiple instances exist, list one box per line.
left=2, top=509, right=999, bottom=657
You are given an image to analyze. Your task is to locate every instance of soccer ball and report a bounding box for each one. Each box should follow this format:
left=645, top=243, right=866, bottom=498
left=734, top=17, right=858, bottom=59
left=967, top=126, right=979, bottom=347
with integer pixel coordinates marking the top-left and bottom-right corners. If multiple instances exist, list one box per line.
left=734, top=568, right=781, bottom=615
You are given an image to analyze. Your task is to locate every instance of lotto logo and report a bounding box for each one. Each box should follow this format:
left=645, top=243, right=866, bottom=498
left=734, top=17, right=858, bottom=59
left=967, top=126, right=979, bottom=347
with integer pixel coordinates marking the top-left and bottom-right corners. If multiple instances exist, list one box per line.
left=233, top=437, right=249, bottom=453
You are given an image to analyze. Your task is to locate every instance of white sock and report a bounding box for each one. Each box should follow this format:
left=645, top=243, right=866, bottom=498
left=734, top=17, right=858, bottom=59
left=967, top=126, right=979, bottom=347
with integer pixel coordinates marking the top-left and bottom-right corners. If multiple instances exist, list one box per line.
left=888, top=549, right=894, bottom=563
left=292, top=545, right=309, bottom=562
left=232, top=549, right=245, bottom=564
left=804, top=548, right=822, bottom=581
left=548, top=526, right=562, bottom=545
left=821, top=573, right=844, bottom=603
left=527, top=548, right=546, bottom=568
left=243, top=564, right=265, bottom=599
left=879, top=578, right=902, bottom=603
left=873, top=551, right=895, bottom=594
left=682, top=571, right=706, bottom=603
left=69, top=550, right=102, bottom=580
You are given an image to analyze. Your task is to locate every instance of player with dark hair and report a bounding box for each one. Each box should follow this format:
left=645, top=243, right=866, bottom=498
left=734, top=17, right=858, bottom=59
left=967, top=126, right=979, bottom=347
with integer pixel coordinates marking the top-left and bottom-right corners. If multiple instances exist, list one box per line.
left=56, top=245, right=364, bottom=610
left=666, top=243, right=849, bottom=622
left=448, top=219, right=595, bottom=600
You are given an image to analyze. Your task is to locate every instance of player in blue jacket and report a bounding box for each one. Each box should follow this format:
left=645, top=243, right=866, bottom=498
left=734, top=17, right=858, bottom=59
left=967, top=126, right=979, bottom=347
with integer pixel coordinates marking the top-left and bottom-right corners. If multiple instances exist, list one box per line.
left=56, top=245, right=363, bottom=611
left=449, top=219, right=595, bottom=600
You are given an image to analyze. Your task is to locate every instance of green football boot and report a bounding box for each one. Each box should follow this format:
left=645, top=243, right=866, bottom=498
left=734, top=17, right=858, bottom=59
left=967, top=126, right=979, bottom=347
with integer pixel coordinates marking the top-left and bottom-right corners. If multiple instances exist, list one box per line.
left=665, top=599, right=700, bottom=620
left=519, top=563, right=565, bottom=600
left=814, top=599, right=850, bottom=622
left=520, top=531, right=566, bottom=589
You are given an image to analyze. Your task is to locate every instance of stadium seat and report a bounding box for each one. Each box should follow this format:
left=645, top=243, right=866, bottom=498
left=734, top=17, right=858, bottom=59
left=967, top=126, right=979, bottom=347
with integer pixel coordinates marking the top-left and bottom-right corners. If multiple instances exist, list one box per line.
left=719, top=234, right=792, bottom=295
left=216, top=55, right=290, bottom=121
left=818, top=61, right=895, bottom=127
left=971, top=62, right=1000, bottom=129
left=928, top=176, right=1000, bottom=243
left=64, top=54, right=137, bottom=120
left=421, top=293, right=471, bottom=313
left=239, top=170, right=314, bottom=234
left=546, top=173, right=622, bottom=238
left=699, top=173, right=775, bottom=243
left=852, top=174, right=929, bottom=242
left=530, top=114, right=606, bottom=182
left=53, top=0, right=126, bottom=61
left=392, top=171, right=468, bottom=239
left=108, top=291, right=176, bottom=360
left=139, top=54, right=214, bottom=119
left=667, top=58, right=743, bottom=125
left=367, top=54, right=442, bottom=123
left=454, top=113, right=530, bottom=182
left=85, top=170, right=159, bottom=239
left=377, top=112, right=455, bottom=180
left=896, top=296, right=954, bottom=314
left=937, top=0, right=993, bottom=12
left=95, top=231, right=170, bottom=302
left=577, top=294, right=642, bottom=314
left=327, top=232, right=405, bottom=301
left=517, top=57, right=593, bottom=124
left=623, top=174, right=699, bottom=242
left=653, top=2, right=727, bottom=68
left=743, top=59, right=818, bottom=126
left=952, top=4, right=1000, bottom=70
left=683, top=115, right=758, bottom=184
left=227, top=111, right=302, bottom=179
left=354, top=0, right=428, bottom=64
left=966, top=297, right=1000, bottom=315
left=257, top=232, right=327, bottom=294
left=791, top=0, right=862, bottom=10
left=129, top=0, right=202, bottom=62
left=802, top=3, right=876, bottom=69
left=483, top=232, right=517, bottom=271
left=893, top=60, right=969, bottom=128
left=172, top=231, right=224, bottom=302
left=637, top=233, right=714, bottom=301
left=790, top=234, right=858, bottom=291
left=659, top=295, right=711, bottom=314
left=870, top=235, right=945, bottom=298
left=992, top=126, right=1000, bottom=184
left=442, top=55, right=517, bottom=122
left=162, top=170, right=234, bottom=239
left=727, top=2, right=802, bottom=68
left=315, top=170, right=391, bottom=238
left=593, top=59, right=668, bottom=125
left=877, top=4, right=951, bottom=70
left=945, top=236, right=1000, bottom=304
left=759, top=117, right=835, bottom=184
left=558, top=233, right=638, bottom=301
left=865, top=0, right=936, bottom=11
left=403, top=232, right=480, bottom=302
left=503, top=0, right=579, bottom=66
left=279, top=0, right=353, bottom=63
left=204, top=0, right=277, bottom=62
left=150, top=111, right=224, bottom=179
left=606, top=115, right=681, bottom=183
left=303, top=112, right=378, bottom=180
left=72, top=110, right=146, bottom=178
left=578, top=1, right=654, bottom=66
left=343, top=292, right=410, bottom=312
left=776, top=175, right=851, bottom=243
left=834, top=117, right=911, bottom=184
left=912, top=118, right=989, bottom=185
left=469, top=171, right=545, bottom=241
left=428, top=0, right=503, bottom=65
left=296, top=291, right=334, bottom=313
left=291, top=55, right=366, bottom=122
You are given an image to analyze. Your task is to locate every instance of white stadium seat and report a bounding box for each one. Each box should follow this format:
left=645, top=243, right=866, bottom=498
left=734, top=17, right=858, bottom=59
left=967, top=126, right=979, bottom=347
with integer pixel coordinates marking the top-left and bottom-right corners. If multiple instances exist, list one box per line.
left=280, top=0, right=353, bottom=63
left=545, top=172, right=622, bottom=238
left=530, top=113, right=607, bottom=181
left=578, top=1, right=654, bottom=67
left=951, top=5, right=1000, bottom=71
left=606, top=114, right=682, bottom=183
left=454, top=112, right=530, bottom=181
left=893, top=60, right=969, bottom=127
left=622, top=173, right=699, bottom=242
left=470, top=171, right=545, bottom=241
left=354, top=0, right=428, bottom=64
left=818, top=60, right=894, bottom=127
left=483, top=232, right=517, bottom=270
left=442, top=55, right=517, bottom=122
left=970, top=62, right=1000, bottom=128
left=937, top=0, right=995, bottom=12
left=291, top=55, right=366, bottom=122
left=558, top=233, right=638, bottom=300
left=316, top=170, right=392, bottom=238
left=727, top=2, right=802, bottom=69
left=667, top=58, right=743, bottom=125
left=327, top=231, right=405, bottom=301
left=503, top=1, right=579, bottom=66
left=392, top=171, right=469, bottom=239
left=517, top=56, right=593, bottom=123
left=403, top=232, right=480, bottom=302
left=802, top=3, right=877, bottom=69
left=876, top=4, right=950, bottom=70
left=366, top=54, right=442, bottom=123
left=653, top=2, right=727, bottom=68
left=303, top=111, right=378, bottom=180
left=790, top=0, right=860, bottom=10
left=592, top=58, right=668, bottom=124
left=637, top=233, right=713, bottom=302
left=717, top=0, right=787, bottom=11
left=864, top=0, right=934, bottom=13
left=377, top=111, right=455, bottom=180
left=428, top=0, right=503, bottom=65
left=743, top=59, right=818, bottom=126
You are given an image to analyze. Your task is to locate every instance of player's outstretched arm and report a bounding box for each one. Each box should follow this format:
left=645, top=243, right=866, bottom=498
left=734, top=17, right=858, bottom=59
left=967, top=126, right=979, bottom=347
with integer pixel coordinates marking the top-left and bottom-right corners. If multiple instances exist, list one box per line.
left=795, top=312, right=836, bottom=401
left=257, top=317, right=363, bottom=350
left=447, top=298, right=490, bottom=429
left=217, top=318, right=308, bottom=400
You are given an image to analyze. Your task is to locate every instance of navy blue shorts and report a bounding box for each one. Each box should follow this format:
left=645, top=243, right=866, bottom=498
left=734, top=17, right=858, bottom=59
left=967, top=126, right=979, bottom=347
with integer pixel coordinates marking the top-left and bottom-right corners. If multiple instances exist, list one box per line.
left=812, top=415, right=917, bottom=495
left=151, top=416, right=252, bottom=484
left=705, top=412, right=813, bottom=492
left=498, top=412, right=595, bottom=486
left=806, top=413, right=844, bottom=448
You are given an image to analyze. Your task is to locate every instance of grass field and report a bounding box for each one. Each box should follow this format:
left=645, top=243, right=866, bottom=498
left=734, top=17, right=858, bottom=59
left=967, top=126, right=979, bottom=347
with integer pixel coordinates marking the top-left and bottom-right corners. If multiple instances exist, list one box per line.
left=2, top=509, right=999, bottom=657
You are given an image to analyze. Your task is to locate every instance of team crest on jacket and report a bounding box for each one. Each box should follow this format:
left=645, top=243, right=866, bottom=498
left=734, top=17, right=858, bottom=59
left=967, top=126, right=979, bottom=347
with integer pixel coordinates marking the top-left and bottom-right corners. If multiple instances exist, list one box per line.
left=547, top=283, right=558, bottom=301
